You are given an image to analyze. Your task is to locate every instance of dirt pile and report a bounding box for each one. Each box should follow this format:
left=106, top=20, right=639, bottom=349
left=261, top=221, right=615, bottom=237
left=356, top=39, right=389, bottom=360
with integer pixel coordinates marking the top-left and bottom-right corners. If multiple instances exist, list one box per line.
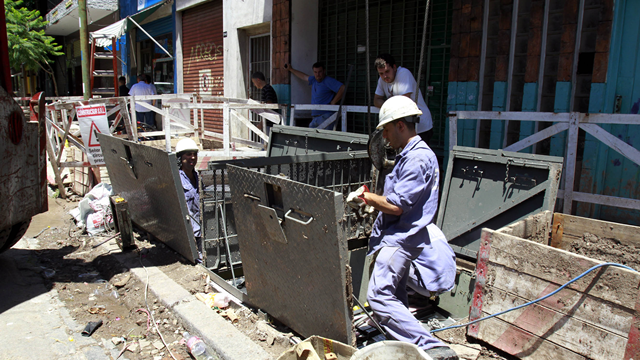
left=570, top=233, right=640, bottom=271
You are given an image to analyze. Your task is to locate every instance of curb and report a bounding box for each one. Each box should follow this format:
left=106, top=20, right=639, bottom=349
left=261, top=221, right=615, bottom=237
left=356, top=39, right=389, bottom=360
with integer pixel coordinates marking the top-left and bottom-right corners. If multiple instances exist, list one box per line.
left=113, top=248, right=272, bottom=360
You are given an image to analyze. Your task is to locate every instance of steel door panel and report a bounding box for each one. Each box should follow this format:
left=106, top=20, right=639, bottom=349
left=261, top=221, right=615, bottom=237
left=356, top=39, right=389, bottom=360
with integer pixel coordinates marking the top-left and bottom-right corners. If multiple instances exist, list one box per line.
left=437, top=146, right=563, bottom=259
left=227, top=165, right=353, bottom=344
left=267, top=125, right=369, bottom=157
left=98, top=135, right=198, bottom=263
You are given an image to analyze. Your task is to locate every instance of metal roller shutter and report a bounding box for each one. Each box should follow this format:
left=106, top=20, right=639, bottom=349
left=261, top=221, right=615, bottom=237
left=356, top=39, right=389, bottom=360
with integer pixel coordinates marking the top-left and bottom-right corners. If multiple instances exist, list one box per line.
left=182, top=0, right=224, bottom=133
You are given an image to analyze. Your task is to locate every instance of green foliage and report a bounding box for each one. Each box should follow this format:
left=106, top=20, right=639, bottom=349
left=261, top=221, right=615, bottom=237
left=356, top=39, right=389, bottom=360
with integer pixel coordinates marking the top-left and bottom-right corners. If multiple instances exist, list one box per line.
left=4, top=0, right=63, bottom=71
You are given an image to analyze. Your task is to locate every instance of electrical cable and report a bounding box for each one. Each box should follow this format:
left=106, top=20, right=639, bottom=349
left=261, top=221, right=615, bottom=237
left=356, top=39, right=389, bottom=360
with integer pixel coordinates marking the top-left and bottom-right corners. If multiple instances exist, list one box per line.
left=430, top=262, right=636, bottom=333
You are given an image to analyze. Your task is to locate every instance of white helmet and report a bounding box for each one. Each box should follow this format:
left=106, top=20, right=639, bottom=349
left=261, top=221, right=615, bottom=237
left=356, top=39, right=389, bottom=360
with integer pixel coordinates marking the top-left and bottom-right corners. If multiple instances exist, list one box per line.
left=175, top=138, right=199, bottom=154
left=377, top=95, right=422, bottom=129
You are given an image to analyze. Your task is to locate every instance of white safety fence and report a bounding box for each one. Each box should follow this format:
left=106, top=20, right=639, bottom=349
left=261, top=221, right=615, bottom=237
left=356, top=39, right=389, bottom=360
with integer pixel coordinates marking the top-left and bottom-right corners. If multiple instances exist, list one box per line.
left=290, top=104, right=379, bottom=132
left=42, top=94, right=287, bottom=195
left=449, top=111, right=640, bottom=214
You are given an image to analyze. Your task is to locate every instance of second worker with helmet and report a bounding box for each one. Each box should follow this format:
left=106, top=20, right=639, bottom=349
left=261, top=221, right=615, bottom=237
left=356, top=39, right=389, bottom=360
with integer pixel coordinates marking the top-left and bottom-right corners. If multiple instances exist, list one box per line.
left=347, top=96, right=458, bottom=360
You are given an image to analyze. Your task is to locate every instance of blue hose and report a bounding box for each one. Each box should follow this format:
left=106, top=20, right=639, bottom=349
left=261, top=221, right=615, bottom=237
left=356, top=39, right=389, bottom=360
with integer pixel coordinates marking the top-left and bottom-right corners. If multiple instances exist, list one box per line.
left=430, top=262, right=636, bottom=333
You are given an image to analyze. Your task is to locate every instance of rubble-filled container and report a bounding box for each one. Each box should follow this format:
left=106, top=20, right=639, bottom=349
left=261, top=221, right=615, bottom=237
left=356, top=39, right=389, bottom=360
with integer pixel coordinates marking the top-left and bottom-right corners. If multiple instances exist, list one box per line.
left=469, top=210, right=640, bottom=360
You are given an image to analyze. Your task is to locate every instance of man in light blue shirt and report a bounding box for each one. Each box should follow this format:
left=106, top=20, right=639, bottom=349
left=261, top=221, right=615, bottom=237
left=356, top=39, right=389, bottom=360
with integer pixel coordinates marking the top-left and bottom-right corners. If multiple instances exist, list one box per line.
left=348, top=96, right=457, bottom=360
left=286, top=62, right=345, bottom=129
left=128, top=74, right=157, bottom=128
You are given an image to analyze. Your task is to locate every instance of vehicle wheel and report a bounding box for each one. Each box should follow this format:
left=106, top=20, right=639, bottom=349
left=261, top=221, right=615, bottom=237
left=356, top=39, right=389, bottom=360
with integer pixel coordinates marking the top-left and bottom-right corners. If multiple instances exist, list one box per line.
left=0, top=219, right=32, bottom=253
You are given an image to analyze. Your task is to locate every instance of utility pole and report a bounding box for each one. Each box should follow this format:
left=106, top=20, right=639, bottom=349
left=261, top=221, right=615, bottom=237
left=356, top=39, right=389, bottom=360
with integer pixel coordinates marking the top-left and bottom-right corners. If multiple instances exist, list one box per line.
left=78, top=0, right=91, bottom=100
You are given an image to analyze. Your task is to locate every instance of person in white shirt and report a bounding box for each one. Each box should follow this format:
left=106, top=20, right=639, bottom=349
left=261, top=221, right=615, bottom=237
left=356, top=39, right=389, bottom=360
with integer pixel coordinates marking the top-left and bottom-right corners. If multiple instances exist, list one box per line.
left=128, top=74, right=157, bottom=128
left=374, top=53, right=434, bottom=145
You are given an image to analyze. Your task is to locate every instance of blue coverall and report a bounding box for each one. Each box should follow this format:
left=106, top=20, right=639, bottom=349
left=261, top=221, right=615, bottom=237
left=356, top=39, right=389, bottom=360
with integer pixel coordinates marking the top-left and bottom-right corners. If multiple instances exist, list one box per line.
left=367, top=135, right=456, bottom=350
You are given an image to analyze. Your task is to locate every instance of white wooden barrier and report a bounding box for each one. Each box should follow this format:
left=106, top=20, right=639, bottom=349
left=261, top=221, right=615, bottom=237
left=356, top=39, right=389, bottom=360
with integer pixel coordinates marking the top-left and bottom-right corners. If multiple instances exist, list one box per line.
left=290, top=104, right=380, bottom=132
left=449, top=111, right=640, bottom=214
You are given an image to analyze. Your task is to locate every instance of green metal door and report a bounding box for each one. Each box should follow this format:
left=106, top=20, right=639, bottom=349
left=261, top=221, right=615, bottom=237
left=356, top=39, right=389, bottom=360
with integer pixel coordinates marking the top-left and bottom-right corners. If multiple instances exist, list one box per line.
left=318, top=0, right=452, bottom=150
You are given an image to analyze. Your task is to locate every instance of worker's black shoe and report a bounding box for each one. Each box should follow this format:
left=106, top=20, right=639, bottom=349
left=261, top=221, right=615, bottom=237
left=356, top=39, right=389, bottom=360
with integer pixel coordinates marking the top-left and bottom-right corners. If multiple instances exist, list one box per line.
left=424, top=346, right=459, bottom=360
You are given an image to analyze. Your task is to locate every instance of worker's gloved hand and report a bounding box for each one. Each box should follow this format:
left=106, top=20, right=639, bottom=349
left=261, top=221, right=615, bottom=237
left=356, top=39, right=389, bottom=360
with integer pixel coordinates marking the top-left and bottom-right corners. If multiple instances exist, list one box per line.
left=347, top=185, right=369, bottom=209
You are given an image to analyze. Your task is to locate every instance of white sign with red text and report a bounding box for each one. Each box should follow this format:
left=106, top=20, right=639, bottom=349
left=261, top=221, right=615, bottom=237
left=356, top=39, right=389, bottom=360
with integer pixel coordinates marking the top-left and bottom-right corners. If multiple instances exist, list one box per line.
left=77, top=104, right=111, bottom=165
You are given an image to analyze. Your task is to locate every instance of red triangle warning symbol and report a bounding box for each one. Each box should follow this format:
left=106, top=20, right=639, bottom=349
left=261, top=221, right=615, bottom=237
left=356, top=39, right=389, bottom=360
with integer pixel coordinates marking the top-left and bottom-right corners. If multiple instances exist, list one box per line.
left=87, top=122, right=102, bottom=147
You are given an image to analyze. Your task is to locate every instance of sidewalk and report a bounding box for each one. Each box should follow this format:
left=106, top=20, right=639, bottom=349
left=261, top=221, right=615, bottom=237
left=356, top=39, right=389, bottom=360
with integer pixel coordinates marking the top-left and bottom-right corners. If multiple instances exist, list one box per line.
left=111, top=245, right=273, bottom=360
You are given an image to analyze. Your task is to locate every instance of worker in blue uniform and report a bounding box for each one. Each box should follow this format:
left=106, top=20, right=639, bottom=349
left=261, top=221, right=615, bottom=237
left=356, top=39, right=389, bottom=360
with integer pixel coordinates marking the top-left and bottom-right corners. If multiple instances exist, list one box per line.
left=347, top=96, right=458, bottom=360
left=176, top=138, right=202, bottom=263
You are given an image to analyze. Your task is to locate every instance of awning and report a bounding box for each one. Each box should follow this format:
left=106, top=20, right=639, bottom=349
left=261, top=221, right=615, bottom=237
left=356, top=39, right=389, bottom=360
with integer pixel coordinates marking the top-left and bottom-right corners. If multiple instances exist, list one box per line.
left=89, top=0, right=168, bottom=48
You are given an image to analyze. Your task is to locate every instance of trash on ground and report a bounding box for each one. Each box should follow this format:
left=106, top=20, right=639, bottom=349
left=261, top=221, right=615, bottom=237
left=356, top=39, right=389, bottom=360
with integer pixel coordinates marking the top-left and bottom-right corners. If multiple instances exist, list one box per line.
left=69, top=183, right=114, bottom=235
left=81, top=320, right=103, bottom=336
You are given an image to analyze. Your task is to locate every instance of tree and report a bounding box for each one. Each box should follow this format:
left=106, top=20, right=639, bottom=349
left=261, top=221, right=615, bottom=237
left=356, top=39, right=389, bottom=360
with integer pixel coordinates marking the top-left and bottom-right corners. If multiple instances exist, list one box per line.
left=4, top=0, right=63, bottom=95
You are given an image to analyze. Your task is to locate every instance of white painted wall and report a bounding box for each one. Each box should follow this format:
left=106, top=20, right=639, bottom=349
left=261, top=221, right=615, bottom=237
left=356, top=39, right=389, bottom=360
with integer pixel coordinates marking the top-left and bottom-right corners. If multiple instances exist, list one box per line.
left=290, top=0, right=318, bottom=106
left=224, top=0, right=272, bottom=99
left=223, top=0, right=272, bottom=137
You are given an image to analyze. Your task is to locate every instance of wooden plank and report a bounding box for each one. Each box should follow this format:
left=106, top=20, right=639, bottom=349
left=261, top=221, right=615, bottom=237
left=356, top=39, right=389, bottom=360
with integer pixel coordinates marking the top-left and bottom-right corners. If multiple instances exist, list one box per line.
left=563, top=113, right=579, bottom=213
left=551, top=213, right=640, bottom=250
left=474, top=316, right=588, bottom=359
left=480, top=288, right=628, bottom=359
left=470, top=228, right=640, bottom=359
left=487, top=231, right=640, bottom=308
left=624, top=285, right=640, bottom=360
left=580, top=123, right=640, bottom=167
left=449, top=114, right=458, bottom=150
left=497, top=210, right=552, bottom=245
left=485, top=263, right=634, bottom=338
left=230, top=109, right=269, bottom=142
left=582, top=113, right=640, bottom=125
left=455, top=111, right=571, bottom=122
left=503, top=122, right=568, bottom=152
left=550, top=213, right=566, bottom=249
left=572, top=191, right=640, bottom=212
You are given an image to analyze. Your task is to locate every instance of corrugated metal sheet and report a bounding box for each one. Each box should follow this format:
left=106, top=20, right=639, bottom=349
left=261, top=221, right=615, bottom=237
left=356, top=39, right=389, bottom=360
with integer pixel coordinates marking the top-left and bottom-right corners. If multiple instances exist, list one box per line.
left=137, top=16, right=174, bottom=41
left=182, top=0, right=224, bottom=133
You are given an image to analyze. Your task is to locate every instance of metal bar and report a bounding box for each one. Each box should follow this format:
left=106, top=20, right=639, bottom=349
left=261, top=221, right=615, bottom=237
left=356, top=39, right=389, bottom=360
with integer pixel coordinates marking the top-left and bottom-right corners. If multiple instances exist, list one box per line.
left=562, top=113, right=580, bottom=213
left=129, top=17, right=173, bottom=59
left=536, top=0, right=550, bottom=112
left=415, top=0, right=432, bottom=105
left=569, top=0, right=586, bottom=112
left=476, top=0, right=490, bottom=115
left=112, top=37, right=118, bottom=97
left=218, top=204, right=237, bottom=287
left=503, top=0, right=520, bottom=148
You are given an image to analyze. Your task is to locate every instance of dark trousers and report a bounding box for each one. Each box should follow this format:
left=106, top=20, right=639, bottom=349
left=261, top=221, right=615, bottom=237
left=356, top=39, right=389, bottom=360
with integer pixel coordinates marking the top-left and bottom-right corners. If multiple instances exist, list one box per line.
left=137, top=111, right=156, bottom=129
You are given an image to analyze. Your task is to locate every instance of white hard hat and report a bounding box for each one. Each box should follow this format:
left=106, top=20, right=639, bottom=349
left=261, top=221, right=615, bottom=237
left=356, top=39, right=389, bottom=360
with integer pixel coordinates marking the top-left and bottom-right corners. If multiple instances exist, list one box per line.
left=377, top=95, right=422, bottom=129
left=175, top=138, right=199, bottom=154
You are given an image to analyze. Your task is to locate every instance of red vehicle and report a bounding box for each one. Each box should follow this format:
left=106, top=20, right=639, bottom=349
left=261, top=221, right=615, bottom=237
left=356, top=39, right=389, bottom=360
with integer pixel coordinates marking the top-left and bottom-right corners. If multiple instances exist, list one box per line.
left=0, top=0, right=48, bottom=253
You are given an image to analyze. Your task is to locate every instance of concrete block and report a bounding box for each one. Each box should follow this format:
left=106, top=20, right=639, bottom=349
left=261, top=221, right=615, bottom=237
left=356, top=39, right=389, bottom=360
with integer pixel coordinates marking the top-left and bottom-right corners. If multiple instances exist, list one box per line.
left=174, top=300, right=272, bottom=360
left=129, top=265, right=192, bottom=308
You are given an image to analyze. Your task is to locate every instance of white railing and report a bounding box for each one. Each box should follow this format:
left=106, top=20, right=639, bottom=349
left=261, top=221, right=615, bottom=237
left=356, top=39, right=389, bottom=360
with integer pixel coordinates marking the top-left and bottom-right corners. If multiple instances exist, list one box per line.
left=290, top=104, right=379, bottom=132
left=43, top=94, right=287, bottom=193
left=449, top=111, right=640, bottom=214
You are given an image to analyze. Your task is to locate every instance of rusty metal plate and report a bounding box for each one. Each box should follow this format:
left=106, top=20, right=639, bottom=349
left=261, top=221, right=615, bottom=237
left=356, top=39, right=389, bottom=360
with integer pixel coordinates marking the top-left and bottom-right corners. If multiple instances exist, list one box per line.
left=0, top=85, right=43, bottom=229
left=227, top=165, right=353, bottom=344
left=98, top=134, right=198, bottom=263
left=437, top=146, right=563, bottom=260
